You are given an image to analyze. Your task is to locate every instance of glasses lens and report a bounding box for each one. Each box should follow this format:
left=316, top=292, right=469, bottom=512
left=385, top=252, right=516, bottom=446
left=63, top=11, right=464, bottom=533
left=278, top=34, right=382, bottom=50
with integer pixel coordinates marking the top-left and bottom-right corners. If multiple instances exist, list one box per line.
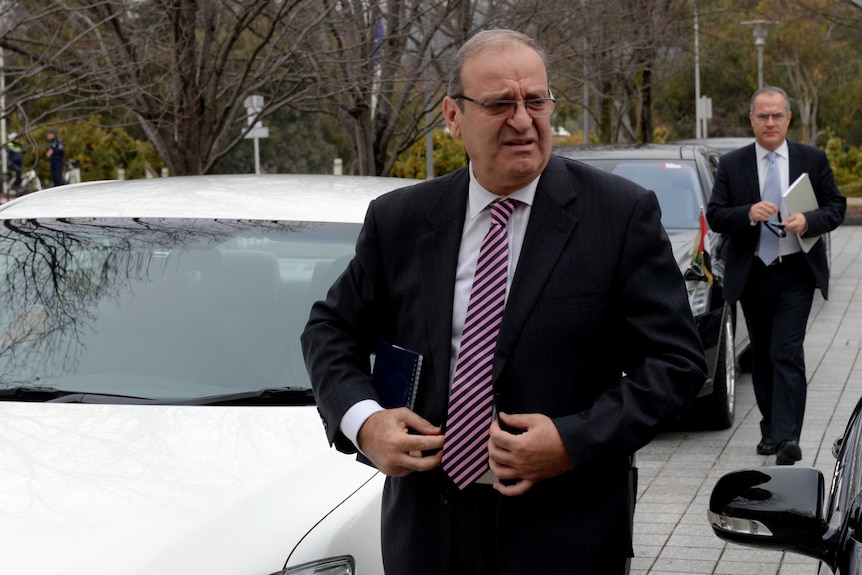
left=483, top=101, right=516, bottom=115
left=526, top=99, right=555, bottom=117
left=756, top=113, right=785, bottom=123
left=473, top=98, right=556, bottom=118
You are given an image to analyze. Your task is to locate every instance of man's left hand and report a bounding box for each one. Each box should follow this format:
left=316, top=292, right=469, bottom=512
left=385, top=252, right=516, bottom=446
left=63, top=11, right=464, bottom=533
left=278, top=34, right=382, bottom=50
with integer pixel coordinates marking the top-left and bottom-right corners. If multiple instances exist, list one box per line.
left=488, top=412, right=573, bottom=496
left=784, top=213, right=808, bottom=235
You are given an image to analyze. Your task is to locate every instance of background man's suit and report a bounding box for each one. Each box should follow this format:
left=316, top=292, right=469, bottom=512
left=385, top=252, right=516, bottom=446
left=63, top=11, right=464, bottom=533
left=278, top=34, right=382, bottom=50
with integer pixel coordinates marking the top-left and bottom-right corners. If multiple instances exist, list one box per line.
left=302, top=154, right=706, bottom=574
left=707, top=141, right=845, bottom=450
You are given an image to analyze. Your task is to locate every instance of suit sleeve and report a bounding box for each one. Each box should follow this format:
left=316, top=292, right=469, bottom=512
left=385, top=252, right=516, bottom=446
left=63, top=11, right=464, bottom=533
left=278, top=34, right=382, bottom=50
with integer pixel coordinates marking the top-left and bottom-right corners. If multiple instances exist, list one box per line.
left=553, top=190, right=707, bottom=470
left=707, top=154, right=753, bottom=233
left=801, top=148, right=846, bottom=238
left=301, top=201, right=384, bottom=454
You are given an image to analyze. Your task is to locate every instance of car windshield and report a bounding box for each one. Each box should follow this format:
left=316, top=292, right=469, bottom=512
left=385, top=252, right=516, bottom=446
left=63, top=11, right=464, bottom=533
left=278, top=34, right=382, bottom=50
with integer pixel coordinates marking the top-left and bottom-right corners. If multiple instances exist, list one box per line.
left=0, top=218, right=358, bottom=400
left=576, top=159, right=703, bottom=229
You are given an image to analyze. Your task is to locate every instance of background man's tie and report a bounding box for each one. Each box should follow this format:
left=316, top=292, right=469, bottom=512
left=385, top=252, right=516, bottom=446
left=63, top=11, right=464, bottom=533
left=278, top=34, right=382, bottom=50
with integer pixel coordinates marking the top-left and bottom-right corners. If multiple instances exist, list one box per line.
left=759, top=151, right=782, bottom=265
left=442, top=198, right=516, bottom=489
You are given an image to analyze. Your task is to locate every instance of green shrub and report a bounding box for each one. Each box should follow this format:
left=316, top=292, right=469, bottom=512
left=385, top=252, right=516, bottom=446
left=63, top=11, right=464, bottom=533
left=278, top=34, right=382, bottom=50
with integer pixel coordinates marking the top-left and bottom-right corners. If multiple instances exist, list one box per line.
left=826, top=136, right=862, bottom=196
left=392, top=128, right=468, bottom=179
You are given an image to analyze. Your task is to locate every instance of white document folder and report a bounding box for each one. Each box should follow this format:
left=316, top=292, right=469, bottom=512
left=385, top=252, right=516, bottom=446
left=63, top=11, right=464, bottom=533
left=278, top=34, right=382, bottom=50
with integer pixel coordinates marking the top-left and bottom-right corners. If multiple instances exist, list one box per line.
left=783, top=173, right=820, bottom=252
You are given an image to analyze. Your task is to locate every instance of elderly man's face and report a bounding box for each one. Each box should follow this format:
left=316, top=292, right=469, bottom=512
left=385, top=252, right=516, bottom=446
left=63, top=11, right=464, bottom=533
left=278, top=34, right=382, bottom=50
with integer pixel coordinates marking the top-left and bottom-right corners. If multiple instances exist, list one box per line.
left=443, top=43, right=553, bottom=195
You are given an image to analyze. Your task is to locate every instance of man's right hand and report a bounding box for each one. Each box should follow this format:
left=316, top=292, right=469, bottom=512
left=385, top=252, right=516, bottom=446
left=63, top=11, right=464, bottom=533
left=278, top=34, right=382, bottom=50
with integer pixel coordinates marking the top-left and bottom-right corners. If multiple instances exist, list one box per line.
left=357, top=408, right=444, bottom=476
left=750, top=200, right=780, bottom=222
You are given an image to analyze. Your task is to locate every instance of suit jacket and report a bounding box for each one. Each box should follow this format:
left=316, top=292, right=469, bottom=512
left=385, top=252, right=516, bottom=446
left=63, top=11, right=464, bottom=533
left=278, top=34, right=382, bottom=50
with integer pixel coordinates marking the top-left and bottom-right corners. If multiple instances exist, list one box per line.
left=707, top=141, right=846, bottom=303
left=301, top=154, right=707, bottom=574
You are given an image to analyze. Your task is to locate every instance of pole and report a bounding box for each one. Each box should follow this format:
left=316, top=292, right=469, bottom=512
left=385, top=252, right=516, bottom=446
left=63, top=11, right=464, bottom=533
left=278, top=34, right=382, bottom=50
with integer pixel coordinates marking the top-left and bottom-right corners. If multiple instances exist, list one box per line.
left=741, top=20, right=776, bottom=90
left=581, top=0, right=589, bottom=143
left=1, top=46, right=7, bottom=200
left=425, top=110, right=434, bottom=180
left=757, top=44, right=764, bottom=89
left=694, top=0, right=702, bottom=138
left=253, top=136, right=260, bottom=175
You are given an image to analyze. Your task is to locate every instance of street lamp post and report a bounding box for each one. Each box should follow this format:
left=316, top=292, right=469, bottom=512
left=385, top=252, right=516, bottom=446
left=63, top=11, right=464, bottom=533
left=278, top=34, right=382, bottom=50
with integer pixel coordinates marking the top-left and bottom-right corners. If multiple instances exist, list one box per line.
left=694, top=0, right=701, bottom=138
left=1, top=46, right=7, bottom=200
left=741, top=20, right=777, bottom=89
left=243, top=95, right=268, bottom=175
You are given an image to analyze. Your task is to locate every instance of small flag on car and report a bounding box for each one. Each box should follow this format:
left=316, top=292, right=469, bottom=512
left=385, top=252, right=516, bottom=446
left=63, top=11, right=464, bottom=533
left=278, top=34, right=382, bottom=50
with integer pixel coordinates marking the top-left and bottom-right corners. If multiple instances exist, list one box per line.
left=685, top=208, right=713, bottom=286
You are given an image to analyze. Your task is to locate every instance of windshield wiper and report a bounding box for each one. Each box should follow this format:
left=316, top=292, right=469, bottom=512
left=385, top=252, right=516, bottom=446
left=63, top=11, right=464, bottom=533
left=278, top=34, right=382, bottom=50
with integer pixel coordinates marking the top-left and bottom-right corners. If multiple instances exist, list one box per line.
left=0, top=385, right=315, bottom=406
left=0, top=386, right=155, bottom=404
left=177, top=387, right=316, bottom=406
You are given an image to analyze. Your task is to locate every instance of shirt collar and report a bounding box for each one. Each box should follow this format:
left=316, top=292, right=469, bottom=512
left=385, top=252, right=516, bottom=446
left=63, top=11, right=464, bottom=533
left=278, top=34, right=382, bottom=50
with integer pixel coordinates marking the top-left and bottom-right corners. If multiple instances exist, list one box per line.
left=467, top=162, right=538, bottom=221
left=755, top=140, right=789, bottom=163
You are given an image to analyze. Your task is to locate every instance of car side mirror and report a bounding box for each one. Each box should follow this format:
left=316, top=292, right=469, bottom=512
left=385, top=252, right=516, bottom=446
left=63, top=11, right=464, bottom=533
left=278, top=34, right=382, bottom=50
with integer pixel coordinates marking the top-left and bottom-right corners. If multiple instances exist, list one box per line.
left=708, top=467, right=837, bottom=566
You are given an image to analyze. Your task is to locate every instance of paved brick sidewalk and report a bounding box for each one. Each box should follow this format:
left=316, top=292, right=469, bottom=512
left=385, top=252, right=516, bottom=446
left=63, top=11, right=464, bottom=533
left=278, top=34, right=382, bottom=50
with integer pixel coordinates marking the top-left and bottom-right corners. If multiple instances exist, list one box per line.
left=631, top=224, right=862, bottom=575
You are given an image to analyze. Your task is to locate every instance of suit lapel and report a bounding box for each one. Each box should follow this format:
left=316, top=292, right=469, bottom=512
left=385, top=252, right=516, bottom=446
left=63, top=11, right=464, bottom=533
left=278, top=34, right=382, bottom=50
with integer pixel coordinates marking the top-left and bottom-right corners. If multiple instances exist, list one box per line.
left=787, top=141, right=804, bottom=182
left=495, top=156, right=578, bottom=375
left=416, top=170, right=469, bottom=393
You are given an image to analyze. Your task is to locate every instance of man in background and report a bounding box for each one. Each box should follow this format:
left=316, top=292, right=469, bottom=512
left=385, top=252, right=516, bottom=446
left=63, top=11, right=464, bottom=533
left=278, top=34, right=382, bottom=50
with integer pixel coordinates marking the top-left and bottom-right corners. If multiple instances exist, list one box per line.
left=5, top=133, right=24, bottom=194
left=46, top=129, right=66, bottom=187
left=707, top=86, right=845, bottom=465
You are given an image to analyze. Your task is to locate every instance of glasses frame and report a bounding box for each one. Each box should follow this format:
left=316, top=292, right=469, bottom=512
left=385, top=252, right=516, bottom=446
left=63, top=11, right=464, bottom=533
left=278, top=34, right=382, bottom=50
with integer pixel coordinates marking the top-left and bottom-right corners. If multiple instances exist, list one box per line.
left=753, top=113, right=788, bottom=123
left=763, top=220, right=787, bottom=238
left=453, top=93, right=556, bottom=118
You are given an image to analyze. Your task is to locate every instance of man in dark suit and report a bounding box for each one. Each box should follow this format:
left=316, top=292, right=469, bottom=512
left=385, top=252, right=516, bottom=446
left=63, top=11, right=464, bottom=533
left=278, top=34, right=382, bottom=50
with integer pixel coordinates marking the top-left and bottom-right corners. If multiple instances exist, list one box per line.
left=707, top=86, right=845, bottom=466
left=302, top=29, right=706, bottom=575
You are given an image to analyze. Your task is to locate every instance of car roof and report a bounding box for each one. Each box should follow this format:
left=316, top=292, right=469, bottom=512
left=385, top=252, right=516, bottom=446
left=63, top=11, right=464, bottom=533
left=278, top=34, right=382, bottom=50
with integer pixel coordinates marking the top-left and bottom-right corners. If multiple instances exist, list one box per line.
left=672, top=137, right=755, bottom=153
left=0, top=174, right=422, bottom=222
left=555, top=143, right=708, bottom=161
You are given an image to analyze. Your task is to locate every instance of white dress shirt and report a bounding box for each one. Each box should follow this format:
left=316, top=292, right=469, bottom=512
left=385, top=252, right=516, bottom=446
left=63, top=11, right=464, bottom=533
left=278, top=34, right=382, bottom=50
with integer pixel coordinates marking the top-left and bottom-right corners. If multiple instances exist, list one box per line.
left=339, top=164, right=538, bottom=450
left=755, top=141, right=802, bottom=257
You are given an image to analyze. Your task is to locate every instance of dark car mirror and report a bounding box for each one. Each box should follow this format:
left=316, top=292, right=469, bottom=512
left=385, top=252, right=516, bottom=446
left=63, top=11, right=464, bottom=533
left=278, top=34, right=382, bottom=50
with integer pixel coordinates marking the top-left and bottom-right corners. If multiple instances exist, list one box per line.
left=708, top=467, right=837, bottom=565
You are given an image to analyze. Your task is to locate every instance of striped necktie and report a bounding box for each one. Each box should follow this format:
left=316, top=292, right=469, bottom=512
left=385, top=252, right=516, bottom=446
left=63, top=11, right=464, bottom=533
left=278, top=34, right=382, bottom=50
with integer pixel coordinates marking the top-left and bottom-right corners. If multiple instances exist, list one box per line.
left=759, top=151, right=782, bottom=265
left=442, top=198, right=516, bottom=489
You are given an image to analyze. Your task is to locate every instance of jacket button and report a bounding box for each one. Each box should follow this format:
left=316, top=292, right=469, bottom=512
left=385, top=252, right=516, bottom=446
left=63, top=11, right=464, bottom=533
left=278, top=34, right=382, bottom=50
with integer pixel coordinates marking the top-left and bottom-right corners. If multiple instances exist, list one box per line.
left=438, top=494, right=448, bottom=506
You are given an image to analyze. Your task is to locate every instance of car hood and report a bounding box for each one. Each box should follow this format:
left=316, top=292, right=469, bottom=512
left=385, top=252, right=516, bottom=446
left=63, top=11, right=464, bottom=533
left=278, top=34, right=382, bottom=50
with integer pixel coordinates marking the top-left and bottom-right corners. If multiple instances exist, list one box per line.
left=0, top=402, right=377, bottom=575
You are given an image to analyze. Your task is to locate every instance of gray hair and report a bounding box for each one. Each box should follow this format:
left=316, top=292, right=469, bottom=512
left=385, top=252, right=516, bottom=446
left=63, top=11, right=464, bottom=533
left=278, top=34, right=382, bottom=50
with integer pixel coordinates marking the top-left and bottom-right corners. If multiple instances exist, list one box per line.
left=750, top=86, right=791, bottom=114
left=446, top=29, right=549, bottom=100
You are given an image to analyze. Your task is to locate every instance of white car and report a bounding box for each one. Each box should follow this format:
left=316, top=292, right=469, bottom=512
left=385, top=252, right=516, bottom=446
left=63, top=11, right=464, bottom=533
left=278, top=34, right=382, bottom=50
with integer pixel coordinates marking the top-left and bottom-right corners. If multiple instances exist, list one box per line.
left=0, top=174, right=420, bottom=575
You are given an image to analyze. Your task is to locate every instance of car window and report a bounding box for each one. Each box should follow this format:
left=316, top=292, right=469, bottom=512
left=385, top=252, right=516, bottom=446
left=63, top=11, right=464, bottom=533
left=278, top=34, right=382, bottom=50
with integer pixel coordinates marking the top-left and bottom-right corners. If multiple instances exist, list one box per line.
left=0, top=218, right=358, bottom=399
left=575, top=159, right=703, bottom=229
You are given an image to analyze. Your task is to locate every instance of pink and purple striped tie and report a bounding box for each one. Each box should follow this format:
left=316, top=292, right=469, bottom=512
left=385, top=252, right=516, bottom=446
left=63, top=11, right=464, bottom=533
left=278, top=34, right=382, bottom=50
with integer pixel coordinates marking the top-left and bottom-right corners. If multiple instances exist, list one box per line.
left=442, top=198, right=516, bottom=489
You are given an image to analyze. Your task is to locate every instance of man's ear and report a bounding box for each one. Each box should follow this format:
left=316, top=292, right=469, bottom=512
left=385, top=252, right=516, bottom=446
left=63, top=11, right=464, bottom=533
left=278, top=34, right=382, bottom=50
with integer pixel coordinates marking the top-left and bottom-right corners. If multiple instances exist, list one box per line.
left=442, top=97, right=462, bottom=140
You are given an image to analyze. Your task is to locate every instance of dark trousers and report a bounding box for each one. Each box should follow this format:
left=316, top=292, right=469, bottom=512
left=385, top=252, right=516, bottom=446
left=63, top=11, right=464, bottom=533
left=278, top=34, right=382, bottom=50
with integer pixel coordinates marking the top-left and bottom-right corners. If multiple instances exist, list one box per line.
left=50, top=161, right=65, bottom=187
left=447, top=482, right=629, bottom=575
left=740, top=252, right=815, bottom=445
left=449, top=483, right=500, bottom=575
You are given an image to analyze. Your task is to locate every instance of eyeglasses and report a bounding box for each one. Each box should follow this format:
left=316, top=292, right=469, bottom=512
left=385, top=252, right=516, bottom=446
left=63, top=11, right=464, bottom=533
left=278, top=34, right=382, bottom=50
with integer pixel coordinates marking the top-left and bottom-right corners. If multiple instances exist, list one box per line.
left=763, top=220, right=786, bottom=238
left=753, top=113, right=787, bottom=123
left=453, top=94, right=556, bottom=118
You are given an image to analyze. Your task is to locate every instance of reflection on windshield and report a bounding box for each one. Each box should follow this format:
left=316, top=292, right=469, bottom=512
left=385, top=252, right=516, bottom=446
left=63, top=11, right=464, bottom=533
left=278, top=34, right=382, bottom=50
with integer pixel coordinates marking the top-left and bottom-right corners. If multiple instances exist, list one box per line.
left=574, top=159, right=703, bottom=229
left=0, top=218, right=357, bottom=399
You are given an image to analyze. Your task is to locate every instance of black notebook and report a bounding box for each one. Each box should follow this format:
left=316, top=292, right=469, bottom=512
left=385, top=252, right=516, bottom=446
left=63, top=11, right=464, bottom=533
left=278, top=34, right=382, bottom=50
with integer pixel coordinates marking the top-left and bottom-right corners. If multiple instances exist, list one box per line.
left=371, top=342, right=423, bottom=409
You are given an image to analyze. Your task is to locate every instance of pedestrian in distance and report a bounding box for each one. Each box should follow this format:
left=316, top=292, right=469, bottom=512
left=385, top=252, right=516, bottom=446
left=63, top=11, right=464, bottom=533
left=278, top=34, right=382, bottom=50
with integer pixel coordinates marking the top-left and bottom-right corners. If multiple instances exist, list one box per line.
left=707, top=86, right=846, bottom=466
left=46, top=129, right=66, bottom=187
left=302, top=28, right=707, bottom=575
left=5, top=133, right=24, bottom=194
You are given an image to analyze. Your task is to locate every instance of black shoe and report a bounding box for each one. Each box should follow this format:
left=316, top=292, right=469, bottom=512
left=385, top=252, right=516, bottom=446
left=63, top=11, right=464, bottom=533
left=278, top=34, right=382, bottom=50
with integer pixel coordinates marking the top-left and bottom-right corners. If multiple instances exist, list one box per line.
left=756, top=439, right=776, bottom=455
left=776, top=440, right=802, bottom=465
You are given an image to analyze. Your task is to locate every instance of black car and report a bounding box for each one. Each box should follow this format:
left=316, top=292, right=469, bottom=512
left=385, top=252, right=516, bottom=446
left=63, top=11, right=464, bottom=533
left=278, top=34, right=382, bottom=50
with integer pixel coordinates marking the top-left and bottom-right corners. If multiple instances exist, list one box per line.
left=555, top=143, right=750, bottom=430
left=708, top=392, right=862, bottom=574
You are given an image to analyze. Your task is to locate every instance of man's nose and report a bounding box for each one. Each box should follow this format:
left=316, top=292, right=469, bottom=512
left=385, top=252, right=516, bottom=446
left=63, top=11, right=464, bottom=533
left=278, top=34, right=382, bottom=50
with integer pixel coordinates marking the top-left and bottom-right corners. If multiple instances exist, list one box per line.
left=508, top=101, right=534, bottom=129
